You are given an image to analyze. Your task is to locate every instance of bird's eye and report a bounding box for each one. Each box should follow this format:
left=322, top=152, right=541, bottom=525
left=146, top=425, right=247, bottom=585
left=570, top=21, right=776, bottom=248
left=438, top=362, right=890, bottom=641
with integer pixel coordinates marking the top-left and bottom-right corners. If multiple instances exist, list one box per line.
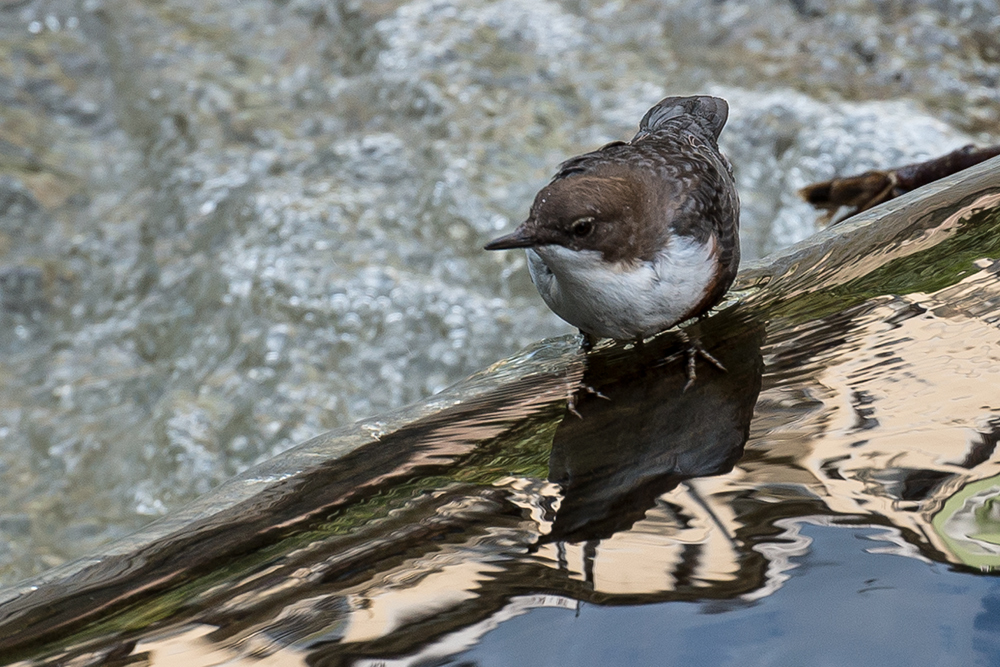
left=571, top=217, right=594, bottom=237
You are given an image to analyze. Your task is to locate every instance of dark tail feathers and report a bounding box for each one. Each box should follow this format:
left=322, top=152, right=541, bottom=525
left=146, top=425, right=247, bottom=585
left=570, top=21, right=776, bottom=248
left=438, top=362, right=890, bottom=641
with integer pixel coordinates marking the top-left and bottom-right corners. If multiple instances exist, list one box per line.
left=637, top=95, right=729, bottom=142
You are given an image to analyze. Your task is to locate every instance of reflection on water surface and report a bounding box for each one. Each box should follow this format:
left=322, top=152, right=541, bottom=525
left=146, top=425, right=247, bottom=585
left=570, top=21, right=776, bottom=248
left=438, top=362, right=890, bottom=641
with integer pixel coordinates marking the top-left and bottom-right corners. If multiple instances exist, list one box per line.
left=2, top=163, right=1000, bottom=665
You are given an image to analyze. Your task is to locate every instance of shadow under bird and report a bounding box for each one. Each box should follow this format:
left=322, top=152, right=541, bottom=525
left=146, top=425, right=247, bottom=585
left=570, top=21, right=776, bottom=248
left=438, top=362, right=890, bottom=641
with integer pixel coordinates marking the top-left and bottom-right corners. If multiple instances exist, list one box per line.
left=485, top=95, right=740, bottom=382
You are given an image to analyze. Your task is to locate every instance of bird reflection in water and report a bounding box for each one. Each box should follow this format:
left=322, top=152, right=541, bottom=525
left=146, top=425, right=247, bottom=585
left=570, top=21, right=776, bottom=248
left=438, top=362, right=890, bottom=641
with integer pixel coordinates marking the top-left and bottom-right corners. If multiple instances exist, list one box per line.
left=542, top=309, right=764, bottom=551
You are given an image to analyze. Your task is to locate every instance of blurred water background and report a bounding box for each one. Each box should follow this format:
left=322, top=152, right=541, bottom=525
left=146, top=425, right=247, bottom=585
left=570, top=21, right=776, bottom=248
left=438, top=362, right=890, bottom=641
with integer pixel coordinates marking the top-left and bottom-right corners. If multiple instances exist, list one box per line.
left=0, top=0, right=997, bottom=584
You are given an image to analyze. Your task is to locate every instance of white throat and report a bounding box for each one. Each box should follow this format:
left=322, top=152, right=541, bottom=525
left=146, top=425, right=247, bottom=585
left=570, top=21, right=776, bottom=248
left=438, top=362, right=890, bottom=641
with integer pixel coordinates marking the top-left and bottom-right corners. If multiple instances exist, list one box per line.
left=526, top=234, right=718, bottom=340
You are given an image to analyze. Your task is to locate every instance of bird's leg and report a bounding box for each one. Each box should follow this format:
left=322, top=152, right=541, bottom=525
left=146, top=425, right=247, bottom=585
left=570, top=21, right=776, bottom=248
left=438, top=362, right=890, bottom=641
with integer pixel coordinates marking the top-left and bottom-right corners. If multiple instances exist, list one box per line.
left=677, top=328, right=726, bottom=391
left=567, top=330, right=609, bottom=418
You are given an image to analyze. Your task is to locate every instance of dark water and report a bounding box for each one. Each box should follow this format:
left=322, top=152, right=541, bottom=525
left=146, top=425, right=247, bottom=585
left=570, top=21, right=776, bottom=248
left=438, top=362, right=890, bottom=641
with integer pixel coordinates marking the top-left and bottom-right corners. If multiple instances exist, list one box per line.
left=455, top=523, right=1000, bottom=667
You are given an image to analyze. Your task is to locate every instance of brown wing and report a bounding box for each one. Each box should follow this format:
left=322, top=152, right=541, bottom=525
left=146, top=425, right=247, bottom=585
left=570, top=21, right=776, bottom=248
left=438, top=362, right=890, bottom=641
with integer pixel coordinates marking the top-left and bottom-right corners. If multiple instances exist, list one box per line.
left=632, top=96, right=740, bottom=294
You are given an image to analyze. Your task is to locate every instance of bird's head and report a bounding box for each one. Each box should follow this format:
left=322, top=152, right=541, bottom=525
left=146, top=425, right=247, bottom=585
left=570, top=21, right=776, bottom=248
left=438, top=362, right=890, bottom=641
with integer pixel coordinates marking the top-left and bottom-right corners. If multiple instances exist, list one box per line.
left=485, top=167, right=671, bottom=264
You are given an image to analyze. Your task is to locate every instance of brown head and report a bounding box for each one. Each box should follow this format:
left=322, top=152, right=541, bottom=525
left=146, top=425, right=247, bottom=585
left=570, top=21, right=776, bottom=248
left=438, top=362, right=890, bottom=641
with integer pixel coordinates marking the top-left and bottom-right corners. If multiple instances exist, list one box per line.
left=484, top=164, right=676, bottom=265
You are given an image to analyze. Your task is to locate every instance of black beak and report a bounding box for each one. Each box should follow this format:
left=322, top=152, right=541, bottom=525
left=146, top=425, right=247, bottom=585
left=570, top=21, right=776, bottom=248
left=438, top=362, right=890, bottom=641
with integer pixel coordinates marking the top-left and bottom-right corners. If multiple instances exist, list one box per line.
left=484, top=226, right=536, bottom=251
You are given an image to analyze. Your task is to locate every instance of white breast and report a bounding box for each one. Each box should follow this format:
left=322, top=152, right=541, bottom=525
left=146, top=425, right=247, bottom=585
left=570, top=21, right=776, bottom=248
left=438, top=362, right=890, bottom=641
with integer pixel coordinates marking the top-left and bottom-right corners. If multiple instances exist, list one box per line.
left=526, top=235, right=718, bottom=340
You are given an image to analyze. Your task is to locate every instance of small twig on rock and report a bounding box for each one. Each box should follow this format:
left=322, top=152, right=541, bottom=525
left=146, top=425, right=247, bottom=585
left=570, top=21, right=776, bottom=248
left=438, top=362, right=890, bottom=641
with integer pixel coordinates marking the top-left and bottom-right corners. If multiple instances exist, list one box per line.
left=800, top=144, right=1000, bottom=225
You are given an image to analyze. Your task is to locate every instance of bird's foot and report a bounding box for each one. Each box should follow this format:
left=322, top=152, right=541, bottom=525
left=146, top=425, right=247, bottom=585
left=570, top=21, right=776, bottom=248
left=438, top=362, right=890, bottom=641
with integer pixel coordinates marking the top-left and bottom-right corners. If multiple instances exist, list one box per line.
left=678, top=329, right=726, bottom=391
left=566, top=383, right=610, bottom=419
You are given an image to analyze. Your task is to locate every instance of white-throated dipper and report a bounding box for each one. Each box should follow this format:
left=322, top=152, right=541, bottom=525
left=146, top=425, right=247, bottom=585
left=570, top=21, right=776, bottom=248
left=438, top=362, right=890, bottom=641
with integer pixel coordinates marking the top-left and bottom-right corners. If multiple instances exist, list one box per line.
left=485, top=95, right=739, bottom=381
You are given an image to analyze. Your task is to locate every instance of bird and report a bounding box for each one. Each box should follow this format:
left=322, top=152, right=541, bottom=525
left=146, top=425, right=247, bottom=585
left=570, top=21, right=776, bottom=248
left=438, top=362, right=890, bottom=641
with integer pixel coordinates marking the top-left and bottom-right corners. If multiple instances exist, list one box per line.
left=484, top=94, right=740, bottom=384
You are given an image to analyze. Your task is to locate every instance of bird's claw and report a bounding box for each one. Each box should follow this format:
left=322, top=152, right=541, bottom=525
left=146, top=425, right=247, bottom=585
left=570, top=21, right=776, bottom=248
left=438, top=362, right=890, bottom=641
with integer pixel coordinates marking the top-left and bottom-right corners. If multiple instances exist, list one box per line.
left=581, top=384, right=609, bottom=401
left=566, top=383, right=609, bottom=418
left=679, top=330, right=726, bottom=391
